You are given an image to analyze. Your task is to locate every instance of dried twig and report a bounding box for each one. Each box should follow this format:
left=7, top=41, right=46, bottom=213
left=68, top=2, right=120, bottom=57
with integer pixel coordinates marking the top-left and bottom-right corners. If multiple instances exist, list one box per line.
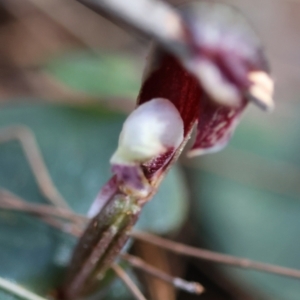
left=39, top=214, right=83, bottom=237
left=0, top=126, right=69, bottom=209
left=121, top=253, right=204, bottom=295
left=0, top=188, right=85, bottom=237
left=0, top=277, right=47, bottom=300
left=111, top=263, right=148, bottom=300
left=130, top=231, right=300, bottom=279
left=3, top=188, right=300, bottom=282
left=3, top=189, right=300, bottom=282
left=4, top=192, right=300, bottom=282
left=0, top=189, right=86, bottom=224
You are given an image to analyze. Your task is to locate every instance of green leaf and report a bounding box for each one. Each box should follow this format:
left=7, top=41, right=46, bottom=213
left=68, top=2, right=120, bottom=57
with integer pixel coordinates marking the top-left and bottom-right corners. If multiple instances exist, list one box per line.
left=0, top=290, right=19, bottom=300
left=0, top=103, right=188, bottom=298
left=137, top=168, right=188, bottom=234
left=45, top=52, right=140, bottom=98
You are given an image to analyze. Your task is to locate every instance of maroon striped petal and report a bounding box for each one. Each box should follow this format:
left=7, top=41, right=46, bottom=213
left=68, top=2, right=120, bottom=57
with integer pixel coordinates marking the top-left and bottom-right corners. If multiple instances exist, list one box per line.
left=138, top=51, right=201, bottom=136
left=188, top=95, right=247, bottom=156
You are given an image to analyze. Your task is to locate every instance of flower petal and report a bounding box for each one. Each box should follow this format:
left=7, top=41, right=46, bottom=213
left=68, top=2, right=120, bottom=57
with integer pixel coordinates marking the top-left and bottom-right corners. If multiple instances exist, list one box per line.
left=138, top=50, right=202, bottom=136
left=181, top=2, right=274, bottom=111
left=87, top=176, right=118, bottom=218
left=137, top=3, right=274, bottom=160
left=188, top=95, right=247, bottom=156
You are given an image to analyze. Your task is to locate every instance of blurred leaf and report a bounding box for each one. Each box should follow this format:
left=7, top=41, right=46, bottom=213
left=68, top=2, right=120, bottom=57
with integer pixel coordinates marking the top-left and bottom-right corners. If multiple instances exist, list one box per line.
left=187, top=108, right=300, bottom=300
left=45, top=52, right=140, bottom=98
left=0, top=104, right=188, bottom=298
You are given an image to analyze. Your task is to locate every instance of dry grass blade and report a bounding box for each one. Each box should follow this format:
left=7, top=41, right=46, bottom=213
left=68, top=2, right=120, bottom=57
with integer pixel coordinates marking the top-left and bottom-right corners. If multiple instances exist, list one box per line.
left=0, top=126, right=69, bottom=209
left=0, top=188, right=85, bottom=237
left=0, top=189, right=86, bottom=224
left=121, top=253, right=204, bottom=294
left=3, top=189, right=300, bottom=282
left=2, top=191, right=300, bottom=282
left=111, top=263, right=148, bottom=300
left=130, top=231, right=300, bottom=279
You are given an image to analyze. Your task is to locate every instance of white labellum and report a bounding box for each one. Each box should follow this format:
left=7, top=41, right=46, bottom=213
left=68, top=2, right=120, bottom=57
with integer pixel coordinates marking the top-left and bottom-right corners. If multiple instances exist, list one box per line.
left=110, top=98, right=184, bottom=165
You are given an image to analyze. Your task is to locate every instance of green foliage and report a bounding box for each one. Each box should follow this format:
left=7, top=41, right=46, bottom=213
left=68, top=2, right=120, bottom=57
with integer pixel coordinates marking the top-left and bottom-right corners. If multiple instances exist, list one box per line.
left=0, top=290, right=19, bottom=300
left=45, top=52, right=140, bottom=98
left=188, top=109, right=300, bottom=300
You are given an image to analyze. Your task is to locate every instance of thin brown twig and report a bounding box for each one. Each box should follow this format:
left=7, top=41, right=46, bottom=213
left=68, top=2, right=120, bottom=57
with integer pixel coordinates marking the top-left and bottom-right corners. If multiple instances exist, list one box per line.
left=41, top=215, right=83, bottom=237
left=129, top=231, right=300, bottom=280
left=3, top=187, right=300, bottom=282
left=111, top=263, right=148, bottom=300
left=0, top=189, right=84, bottom=237
left=42, top=214, right=82, bottom=237
left=121, top=253, right=204, bottom=295
left=0, top=122, right=85, bottom=232
left=0, top=189, right=86, bottom=224
left=0, top=188, right=85, bottom=238
left=0, top=126, right=69, bottom=209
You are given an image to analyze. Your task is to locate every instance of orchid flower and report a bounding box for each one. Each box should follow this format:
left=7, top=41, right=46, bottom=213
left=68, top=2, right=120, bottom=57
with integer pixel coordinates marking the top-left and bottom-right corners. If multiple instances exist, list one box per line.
left=63, top=3, right=274, bottom=299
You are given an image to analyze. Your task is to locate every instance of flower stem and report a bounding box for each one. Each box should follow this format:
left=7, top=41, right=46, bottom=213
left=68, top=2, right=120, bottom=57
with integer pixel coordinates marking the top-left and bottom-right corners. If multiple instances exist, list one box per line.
left=62, top=194, right=141, bottom=299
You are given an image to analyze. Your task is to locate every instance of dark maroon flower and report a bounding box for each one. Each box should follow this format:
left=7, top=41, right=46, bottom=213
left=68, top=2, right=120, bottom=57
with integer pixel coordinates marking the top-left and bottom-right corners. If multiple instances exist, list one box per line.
left=64, top=4, right=274, bottom=298
left=108, top=3, right=274, bottom=194
left=138, top=2, right=273, bottom=157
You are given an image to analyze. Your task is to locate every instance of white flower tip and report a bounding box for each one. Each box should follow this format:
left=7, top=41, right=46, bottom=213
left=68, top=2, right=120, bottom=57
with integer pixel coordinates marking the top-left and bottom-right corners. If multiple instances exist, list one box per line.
left=110, top=98, right=184, bottom=165
left=248, top=71, right=274, bottom=112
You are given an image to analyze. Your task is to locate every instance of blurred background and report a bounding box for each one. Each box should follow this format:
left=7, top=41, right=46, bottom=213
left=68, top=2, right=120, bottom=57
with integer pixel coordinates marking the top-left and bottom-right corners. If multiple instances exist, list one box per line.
left=0, top=0, right=300, bottom=299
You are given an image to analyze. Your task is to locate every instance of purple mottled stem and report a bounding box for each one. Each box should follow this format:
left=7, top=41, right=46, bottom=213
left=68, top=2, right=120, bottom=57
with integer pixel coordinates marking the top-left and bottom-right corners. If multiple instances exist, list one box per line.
left=87, top=176, right=118, bottom=218
left=62, top=191, right=141, bottom=299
